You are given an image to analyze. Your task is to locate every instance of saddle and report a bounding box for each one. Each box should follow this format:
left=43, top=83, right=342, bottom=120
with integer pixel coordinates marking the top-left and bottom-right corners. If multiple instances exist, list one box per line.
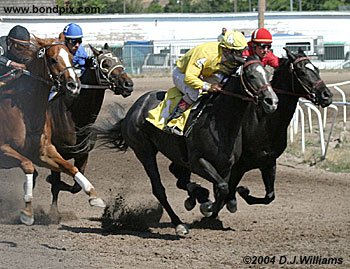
left=146, top=87, right=208, bottom=136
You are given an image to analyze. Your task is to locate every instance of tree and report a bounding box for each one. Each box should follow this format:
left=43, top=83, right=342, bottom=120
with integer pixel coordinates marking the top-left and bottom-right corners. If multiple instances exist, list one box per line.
left=146, top=0, right=164, bottom=13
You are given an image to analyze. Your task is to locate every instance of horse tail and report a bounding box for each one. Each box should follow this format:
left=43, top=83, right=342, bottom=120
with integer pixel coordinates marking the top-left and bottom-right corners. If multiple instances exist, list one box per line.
left=92, top=103, right=128, bottom=151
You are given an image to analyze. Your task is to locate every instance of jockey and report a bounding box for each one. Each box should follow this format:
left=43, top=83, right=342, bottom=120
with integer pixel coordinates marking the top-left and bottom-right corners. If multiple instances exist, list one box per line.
left=243, top=28, right=279, bottom=68
left=62, top=23, right=88, bottom=75
left=170, top=30, right=247, bottom=119
left=0, top=25, right=32, bottom=87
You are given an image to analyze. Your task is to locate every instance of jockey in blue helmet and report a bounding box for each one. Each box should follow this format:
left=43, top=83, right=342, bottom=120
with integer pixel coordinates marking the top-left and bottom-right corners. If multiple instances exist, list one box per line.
left=62, top=23, right=88, bottom=74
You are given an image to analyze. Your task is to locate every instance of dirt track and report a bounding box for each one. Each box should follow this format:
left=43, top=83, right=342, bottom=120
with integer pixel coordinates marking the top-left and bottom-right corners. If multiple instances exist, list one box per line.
left=0, top=72, right=349, bottom=269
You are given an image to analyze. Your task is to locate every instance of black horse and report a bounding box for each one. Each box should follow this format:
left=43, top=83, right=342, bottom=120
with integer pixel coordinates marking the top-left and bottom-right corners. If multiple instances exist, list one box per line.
left=216, top=48, right=333, bottom=215
left=95, top=56, right=279, bottom=235
left=46, top=43, right=134, bottom=214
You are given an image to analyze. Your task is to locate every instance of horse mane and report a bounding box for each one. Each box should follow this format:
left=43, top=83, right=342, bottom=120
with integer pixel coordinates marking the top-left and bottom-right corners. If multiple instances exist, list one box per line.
left=32, top=35, right=62, bottom=48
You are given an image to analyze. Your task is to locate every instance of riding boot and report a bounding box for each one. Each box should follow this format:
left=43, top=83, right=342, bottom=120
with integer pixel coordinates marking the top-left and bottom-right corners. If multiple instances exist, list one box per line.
left=168, top=98, right=191, bottom=121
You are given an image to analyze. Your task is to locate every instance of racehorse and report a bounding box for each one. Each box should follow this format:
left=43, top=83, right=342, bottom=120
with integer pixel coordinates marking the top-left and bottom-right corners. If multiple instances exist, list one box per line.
left=94, top=56, right=279, bottom=235
left=0, top=37, right=105, bottom=225
left=212, top=48, right=333, bottom=217
left=46, top=43, right=133, bottom=215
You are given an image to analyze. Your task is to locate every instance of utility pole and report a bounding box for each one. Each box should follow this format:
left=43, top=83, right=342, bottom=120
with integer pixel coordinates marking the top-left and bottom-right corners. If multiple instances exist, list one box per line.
left=123, top=0, right=126, bottom=14
left=258, top=0, right=265, bottom=28
left=233, top=0, right=238, bottom=12
left=290, top=0, right=293, bottom=11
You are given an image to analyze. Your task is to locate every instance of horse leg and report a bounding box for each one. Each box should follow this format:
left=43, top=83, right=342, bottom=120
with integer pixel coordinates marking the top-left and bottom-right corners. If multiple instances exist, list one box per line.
left=136, top=152, right=189, bottom=236
left=197, top=158, right=229, bottom=217
left=40, top=143, right=105, bottom=208
left=46, top=154, right=87, bottom=212
left=169, top=162, right=210, bottom=211
left=237, top=161, right=276, bottom=205
left=0, top=145, right=36, bottom=225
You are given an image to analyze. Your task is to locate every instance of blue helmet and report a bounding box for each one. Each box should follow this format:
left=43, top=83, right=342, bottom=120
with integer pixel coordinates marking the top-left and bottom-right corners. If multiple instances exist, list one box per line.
left=63, top=23, right=83, bottom=39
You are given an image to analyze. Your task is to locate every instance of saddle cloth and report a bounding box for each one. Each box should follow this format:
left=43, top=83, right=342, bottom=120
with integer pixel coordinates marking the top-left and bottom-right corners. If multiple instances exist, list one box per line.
left=146, top=87, right=192, bottom=136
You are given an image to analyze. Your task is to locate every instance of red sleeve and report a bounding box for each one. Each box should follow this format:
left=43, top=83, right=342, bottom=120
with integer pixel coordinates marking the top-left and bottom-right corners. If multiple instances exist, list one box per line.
left=262, top=51, right=279, bottom=68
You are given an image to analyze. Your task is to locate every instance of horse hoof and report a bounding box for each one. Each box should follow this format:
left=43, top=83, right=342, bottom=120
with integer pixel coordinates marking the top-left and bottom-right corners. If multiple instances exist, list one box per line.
left=226, top=199, right=237, bottom=213
left=237, top=186, right=250, bottom=197
left=175, top=224, right=189, bottom=236
left=184, top=197, right=196, bottom=211
left=89, top=198, right=106, bottom=208
left=200, top=201, right=213, bottom=217
left=20, top=211, right=34, bottom=226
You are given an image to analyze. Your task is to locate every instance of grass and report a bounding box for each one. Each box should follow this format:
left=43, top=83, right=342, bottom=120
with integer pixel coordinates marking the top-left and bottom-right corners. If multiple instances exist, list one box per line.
left=286, top=123, right=350, bottom=173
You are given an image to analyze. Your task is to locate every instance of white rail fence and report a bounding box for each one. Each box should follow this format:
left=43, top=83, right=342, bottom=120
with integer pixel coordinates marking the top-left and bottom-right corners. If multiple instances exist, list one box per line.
left=289, top=81, right=350, bottom=160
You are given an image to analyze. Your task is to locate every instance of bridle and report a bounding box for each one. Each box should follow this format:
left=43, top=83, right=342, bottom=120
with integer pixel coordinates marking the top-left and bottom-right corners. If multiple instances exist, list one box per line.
left=81, top=52, right=126, bottom=91
left=40, top=42, right=78, bottom=91
left=218, top=59, right=271, bottom=104
left=273, top=56, right=324, bottom=104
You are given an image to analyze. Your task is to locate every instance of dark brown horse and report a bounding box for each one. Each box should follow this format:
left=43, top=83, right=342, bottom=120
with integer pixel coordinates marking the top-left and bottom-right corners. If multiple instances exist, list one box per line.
left=0, top=37, right=105, bottom=225
left=46, top=43, right=133, bottom=214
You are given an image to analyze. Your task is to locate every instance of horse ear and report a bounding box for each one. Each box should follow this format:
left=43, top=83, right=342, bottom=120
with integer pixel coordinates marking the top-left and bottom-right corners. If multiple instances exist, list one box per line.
left=104, top=43, right=110, bottom=50
left=89, top=44, right=101, bottom=56
left=298, top=47, right=306, bottom=56
left=283, top=47, right=296, bottom=62
left=58, top=32, right=65, bottom=42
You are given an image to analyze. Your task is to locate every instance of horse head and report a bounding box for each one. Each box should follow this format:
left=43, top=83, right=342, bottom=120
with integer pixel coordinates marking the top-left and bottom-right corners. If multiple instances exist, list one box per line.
left=33, top=36, right=81, bottom=97
left=236, top=55, right=278, bottom=113
left=284, top=47, right=333, bottom=108
left=89, top=43, right=134, bottom=97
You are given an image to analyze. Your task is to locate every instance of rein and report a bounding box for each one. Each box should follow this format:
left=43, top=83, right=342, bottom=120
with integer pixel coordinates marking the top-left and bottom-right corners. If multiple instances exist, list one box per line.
left=274, top=56, right=323, bottom=102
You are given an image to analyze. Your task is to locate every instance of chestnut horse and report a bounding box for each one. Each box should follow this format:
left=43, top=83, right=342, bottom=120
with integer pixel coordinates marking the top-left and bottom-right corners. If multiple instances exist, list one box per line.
left=46, top=43, right=133, bottom=215
left=0, top=37, right=105, bottom=225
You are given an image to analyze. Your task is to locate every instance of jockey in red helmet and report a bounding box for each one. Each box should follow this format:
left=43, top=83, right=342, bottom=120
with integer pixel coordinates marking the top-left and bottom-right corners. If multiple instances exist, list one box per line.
left=243, top=28, right=279, bottom=68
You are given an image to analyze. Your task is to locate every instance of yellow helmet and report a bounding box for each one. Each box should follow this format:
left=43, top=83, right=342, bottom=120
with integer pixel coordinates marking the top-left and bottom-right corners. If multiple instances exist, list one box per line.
left=220, top=30, right=247, bottom=50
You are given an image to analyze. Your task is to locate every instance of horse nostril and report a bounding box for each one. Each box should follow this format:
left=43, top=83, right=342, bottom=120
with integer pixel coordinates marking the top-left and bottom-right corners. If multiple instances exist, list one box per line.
left=66, top=80, right=79, bottom=92
left=322, top=90, right=333, bottom=99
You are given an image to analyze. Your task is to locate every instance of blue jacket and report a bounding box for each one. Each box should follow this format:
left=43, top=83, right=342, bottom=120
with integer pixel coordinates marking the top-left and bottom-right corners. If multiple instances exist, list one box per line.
left=73, top=45, right=88, bottom=71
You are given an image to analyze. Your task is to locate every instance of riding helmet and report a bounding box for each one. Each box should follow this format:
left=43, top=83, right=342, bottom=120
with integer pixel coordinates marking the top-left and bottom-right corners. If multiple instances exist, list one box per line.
left=251, top=28, right=273, bottom=44
left=63, top=23, right=83, bottom=39
left=220, top=30, right=247, bottom=50
left=8, top=25, right=30, bottom=41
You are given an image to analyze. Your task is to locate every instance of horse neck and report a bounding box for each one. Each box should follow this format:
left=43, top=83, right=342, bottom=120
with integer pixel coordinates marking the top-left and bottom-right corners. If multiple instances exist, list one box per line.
left=71, top=63, right=106, bottom=127
left=272, top=65, right=301, bottom=120
left=20, top=57, right=51, bottom=118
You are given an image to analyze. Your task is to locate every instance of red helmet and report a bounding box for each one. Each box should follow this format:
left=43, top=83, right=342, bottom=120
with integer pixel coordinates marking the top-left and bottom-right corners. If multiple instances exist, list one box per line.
left=251, top=28, right=273, bottom=44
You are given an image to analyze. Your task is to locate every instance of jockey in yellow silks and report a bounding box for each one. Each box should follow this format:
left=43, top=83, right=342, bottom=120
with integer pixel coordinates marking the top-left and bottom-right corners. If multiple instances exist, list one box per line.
left=170, top=30, right=248, bottom=120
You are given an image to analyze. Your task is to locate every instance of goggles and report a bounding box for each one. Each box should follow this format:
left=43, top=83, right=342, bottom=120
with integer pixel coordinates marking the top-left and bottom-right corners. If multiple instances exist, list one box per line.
left=255, top=43, right=272, bottom=49
left=66, top=38, right=82, bottom=45
left=8, top=37, right=31, bottom=48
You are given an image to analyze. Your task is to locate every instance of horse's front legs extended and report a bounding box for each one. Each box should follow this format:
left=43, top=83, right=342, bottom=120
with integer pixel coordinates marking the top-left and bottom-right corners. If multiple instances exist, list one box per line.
left=169, top=162, right=210, bottom=211
left=237, top=161, right=276, bottom=205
